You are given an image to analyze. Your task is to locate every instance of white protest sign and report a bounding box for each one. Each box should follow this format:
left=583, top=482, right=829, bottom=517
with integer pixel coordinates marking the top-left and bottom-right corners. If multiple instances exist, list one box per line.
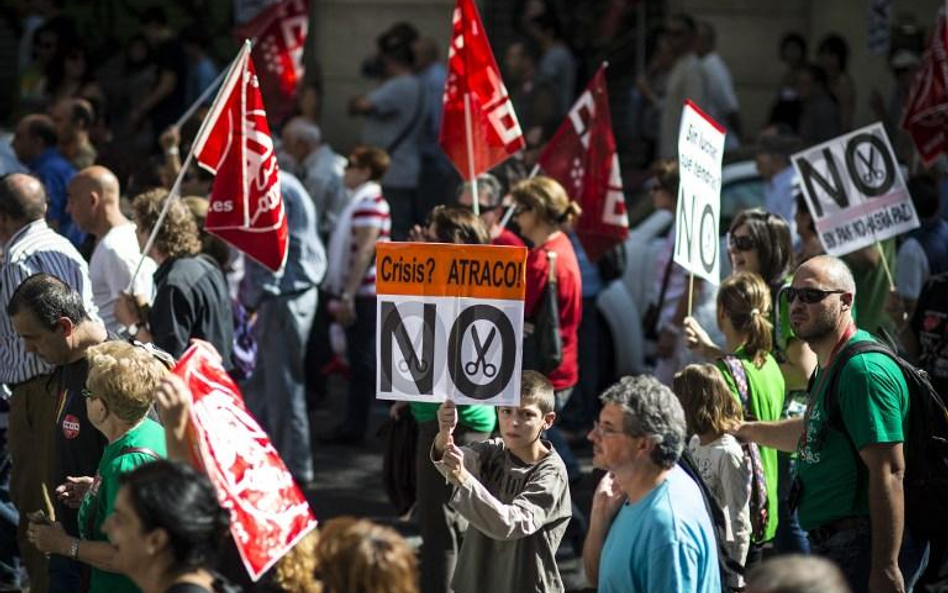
left=674, top=100, right=726, bottom=285
left=375, top=242, right=528, bottom=407
left=792, top=122, right=919, bottom=256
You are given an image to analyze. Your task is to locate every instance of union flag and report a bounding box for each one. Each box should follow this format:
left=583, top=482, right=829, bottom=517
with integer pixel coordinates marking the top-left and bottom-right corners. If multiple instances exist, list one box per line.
left=901, top=10, right=948, bottom=167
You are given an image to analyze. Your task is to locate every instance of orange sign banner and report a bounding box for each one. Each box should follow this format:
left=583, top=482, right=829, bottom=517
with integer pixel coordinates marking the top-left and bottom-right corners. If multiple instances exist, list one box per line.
left=376, top=242, right=528, bottom=301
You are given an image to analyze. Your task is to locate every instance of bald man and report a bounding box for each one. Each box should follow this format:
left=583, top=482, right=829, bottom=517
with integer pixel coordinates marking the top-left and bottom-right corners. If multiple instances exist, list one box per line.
left=735, top=255, right=927, bottom=593
left=66, top=166, right=155, bottom=334
left=0, top=173, right=99, bottom=593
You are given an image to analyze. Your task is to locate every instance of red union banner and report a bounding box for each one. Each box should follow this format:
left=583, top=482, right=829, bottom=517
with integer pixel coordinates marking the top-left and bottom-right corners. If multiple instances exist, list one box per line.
left=536, top=65, right=628, bottom=261
left=192, top=41, right=289, bottom=272
left=173, top=340, right=317, bottom=581
left=439, top=0, right=524, bottom=179
left=235, top=0, right=309, bottom=125
left=901, top=10, right=948, bottom=167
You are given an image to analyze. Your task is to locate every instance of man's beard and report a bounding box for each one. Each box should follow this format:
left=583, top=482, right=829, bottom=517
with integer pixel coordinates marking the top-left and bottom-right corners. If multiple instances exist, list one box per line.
left=793, top=304, right=840, bottom=343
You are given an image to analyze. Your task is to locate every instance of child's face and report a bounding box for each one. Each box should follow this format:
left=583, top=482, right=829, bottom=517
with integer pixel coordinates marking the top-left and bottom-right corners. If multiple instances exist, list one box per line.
left=497, top=402, right=554, bottom=450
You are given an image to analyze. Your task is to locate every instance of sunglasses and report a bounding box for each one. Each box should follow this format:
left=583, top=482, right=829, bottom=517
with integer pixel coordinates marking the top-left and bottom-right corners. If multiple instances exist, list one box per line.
left=785, top=287, right=847, bottom=304
left=512, top=204, right=532, bottom=216
left=728, top=234, right=756, bottom=252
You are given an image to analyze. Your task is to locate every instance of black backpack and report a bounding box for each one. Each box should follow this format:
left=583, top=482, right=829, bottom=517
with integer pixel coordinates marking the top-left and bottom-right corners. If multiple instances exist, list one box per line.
left=820, top=339, right=948, bottom=538
left=679, top=449, right=744, bottom=592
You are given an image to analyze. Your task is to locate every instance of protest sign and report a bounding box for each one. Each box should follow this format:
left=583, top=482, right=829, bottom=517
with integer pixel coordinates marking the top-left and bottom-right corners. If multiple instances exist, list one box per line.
left=173, top=341, right=317, bottom=581
left=673, top=100, right=726, bottom=286
left=792, top=122, right=919, bottom=256
left=376, top=242, right=527, bottom=406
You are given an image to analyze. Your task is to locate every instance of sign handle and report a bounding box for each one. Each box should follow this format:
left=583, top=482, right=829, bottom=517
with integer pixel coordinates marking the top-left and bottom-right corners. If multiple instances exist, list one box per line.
left=876, top=241, right=896, bottom=291
left=687, top=272, right=695, bottom=318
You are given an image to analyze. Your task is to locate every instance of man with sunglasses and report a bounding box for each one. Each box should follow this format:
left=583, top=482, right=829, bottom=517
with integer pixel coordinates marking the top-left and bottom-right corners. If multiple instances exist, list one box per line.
left=456, top=173, right=524, bottom=247
left=735, top=255, right=928, bottom=593
left=7, top=274, right=108, bottom=593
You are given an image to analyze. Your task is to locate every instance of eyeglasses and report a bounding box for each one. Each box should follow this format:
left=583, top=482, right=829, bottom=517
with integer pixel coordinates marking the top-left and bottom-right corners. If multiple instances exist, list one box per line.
left=512, top=204, right=532, bottom=216
left=785, top=287, right=847, bottom=304
left=728, top=234, right=756, bottom=252
left=591, top=421, right=625, bottom=438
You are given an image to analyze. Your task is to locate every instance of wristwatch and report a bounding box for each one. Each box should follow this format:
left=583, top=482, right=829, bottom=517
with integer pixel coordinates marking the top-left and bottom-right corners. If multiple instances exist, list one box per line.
left=69, top=538, right=80, bottom=560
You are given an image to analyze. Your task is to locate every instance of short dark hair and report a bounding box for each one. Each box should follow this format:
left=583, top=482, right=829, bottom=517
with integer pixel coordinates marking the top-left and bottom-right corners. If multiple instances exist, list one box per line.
left=779, top=32, right=807, bottom=57
left=119, top=461, right=230, bottom=570
left=520, top=370, right=555, bottom=415
left=818, top=33, right=849, bottom=70
left=427, top=205, right=490, bottom=245
left=907, top=175, right=940, bottom=220
left=7, top=273, right=90, bottom=329
left=26, top=115, right=59, bottom=148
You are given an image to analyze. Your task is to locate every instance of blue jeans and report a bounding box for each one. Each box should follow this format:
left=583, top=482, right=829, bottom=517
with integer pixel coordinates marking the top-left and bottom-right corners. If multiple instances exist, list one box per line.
left=809, top=518, right=929, bottom=593
left=773, top=453, right=810, bottom=555
left=243, top=288, right=319, bottom=482
left=342, top=297, right=378, bottom=438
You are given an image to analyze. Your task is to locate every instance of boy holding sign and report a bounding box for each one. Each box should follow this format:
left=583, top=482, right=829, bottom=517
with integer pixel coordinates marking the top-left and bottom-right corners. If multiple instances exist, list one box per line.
left=431, top=371, right=572, bottom=593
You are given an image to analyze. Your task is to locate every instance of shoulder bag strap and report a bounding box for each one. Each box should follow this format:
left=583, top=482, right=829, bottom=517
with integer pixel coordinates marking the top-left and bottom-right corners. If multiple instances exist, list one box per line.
left=721, top=355, right=753, bottom=418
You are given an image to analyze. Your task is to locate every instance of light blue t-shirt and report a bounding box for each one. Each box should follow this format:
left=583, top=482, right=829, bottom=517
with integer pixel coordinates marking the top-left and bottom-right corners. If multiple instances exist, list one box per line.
left=598, top=465, right=721, bottom=593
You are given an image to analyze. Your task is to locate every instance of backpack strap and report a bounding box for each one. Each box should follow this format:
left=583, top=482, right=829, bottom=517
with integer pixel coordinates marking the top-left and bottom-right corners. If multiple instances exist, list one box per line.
left=721, top=355, right=754, bottom=419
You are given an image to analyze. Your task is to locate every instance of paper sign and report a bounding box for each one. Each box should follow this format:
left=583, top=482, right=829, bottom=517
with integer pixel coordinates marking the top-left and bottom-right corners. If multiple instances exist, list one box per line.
left=674, top=100, right=726, bottom=285
left=173, top=341, right=317, bottom=581
left=792, top=122, right=919, bottom=256
left=376, top=242, right=528, bottom=406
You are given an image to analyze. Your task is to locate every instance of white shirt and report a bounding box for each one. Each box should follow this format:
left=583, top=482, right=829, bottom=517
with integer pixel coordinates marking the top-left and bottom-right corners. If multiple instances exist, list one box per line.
left=89, top=223, right=155, bottom=334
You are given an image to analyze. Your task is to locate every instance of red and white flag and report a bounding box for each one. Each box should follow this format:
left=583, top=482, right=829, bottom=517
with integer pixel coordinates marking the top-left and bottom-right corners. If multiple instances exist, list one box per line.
left=901, top=9, right=948, bottom=167
left=439, top=0, right=524, bottom=179
left=536, top=65, right=628, bottom=261
left=235, top=0, right=309, bottom=125
left=173, top=340, right=317, bottom=581
left=192, top=41, right=289, bottom=272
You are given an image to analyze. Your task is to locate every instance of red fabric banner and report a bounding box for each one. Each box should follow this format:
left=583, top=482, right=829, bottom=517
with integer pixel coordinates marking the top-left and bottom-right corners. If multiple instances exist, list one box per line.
left=536, top=65, right=629, bottom=261
left=192, top=42, right=289, bottom=272
left=174, top=340, right=317, bottom=581
left=439, top=0, right=524, bottom=180
left=901, top=10, right=948, bottom=167
left=235, top=0, right=309, bottom=125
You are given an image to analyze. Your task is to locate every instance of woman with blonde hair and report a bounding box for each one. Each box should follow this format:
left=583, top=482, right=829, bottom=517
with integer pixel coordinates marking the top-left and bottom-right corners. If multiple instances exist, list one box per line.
left=29, top=340, right=169, bottom=593
left=673, top=363, right=751, bottom=588
left=315, top=517, right=418, bottom=593
left=509, top=176, right=584, bottom=481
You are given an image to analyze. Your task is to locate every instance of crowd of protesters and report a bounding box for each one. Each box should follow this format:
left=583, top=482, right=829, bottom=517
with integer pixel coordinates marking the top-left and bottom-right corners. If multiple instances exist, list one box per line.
left=0, top=2, right=946, bottom=593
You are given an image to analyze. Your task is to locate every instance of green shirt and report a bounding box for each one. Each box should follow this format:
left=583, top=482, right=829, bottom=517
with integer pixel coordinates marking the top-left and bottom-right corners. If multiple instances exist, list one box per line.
left=843, top=239, right=894, bottom=337
left=78, top=419, right=167, bottom=593
left=410, top=402, right=497, bottom=433
left=717, top=348, right=785, bottom=542
left=795, top=330, right=908, bottom=531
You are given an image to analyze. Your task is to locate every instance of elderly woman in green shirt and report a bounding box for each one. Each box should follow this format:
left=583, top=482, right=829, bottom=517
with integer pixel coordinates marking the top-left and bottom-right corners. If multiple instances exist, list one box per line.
left=29, top=341, right=169, bottom=593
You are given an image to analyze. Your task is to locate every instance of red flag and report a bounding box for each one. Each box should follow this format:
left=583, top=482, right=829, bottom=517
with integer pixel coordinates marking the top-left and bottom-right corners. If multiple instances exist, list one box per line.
left=235, top=0, right=309, bottom=125
left=536, top=65, right=628, bottom=261
left=173, top=340, right=317, bottom=581
left=192, top=41, right=289, bottom=272
left=901, top=10, right=948, bottom=167
left=439, top=0, right=524, bottom=180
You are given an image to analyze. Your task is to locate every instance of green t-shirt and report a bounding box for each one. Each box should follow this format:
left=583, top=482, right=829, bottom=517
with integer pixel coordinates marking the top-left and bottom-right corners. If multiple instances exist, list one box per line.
left=795, top=330, right=908, bottom=531
left=843, top=239, right=894, bottom=337
left=717, top=348, right=785, bottom=542
left=409, top=402, right=497, bottom=433
left=78, top=419, right=167, bottom=593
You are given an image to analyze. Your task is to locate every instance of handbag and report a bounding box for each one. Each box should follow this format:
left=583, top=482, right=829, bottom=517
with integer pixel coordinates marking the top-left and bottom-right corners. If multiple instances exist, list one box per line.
left=378, top=413, right=418, bottom=516
left=523, top=250, right=563, bottom=375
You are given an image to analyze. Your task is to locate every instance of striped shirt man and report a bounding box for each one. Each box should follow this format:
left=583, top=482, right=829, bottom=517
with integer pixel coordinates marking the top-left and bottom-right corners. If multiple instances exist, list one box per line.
left=0, top=219, right=99, bottom=385
left=351, top=191, right=391, bottom=297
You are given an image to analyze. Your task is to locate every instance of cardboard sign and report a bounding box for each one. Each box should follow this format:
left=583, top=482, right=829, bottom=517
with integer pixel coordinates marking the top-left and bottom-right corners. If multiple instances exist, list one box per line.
left=792, top=123, right=919, bottom=256
left=674, top=100, right=726, bottom=285
left=376, top=242, right=527, bottom=406
left=173, top=341, right=317, bottom=581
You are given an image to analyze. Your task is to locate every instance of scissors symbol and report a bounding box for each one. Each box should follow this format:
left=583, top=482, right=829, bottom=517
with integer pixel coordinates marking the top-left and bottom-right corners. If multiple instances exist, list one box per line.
left=856, top=146, right=885, bottom=184
left=464, top=326, right=497, bottom=378
left=397, top=325, right=429, bottom=374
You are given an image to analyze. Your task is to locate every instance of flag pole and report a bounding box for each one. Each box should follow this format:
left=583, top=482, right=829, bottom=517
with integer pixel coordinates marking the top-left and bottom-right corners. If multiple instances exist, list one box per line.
left=877, top=241, right=896, bottom=291
left=687, top=272, right=695, bottom=317
left=464, top=92, right=479, bottom=216
left=174, top=68, right=228, bottom=130
left=126, top=40, right=251, bottom=293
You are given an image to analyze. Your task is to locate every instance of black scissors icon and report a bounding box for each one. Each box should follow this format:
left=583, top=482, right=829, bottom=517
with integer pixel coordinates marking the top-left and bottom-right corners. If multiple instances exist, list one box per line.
left=397, top=326, right=429, bottom=374
left=856, top=146, right=885, bottom=184
left=464, top=326, right=497, bottom=378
